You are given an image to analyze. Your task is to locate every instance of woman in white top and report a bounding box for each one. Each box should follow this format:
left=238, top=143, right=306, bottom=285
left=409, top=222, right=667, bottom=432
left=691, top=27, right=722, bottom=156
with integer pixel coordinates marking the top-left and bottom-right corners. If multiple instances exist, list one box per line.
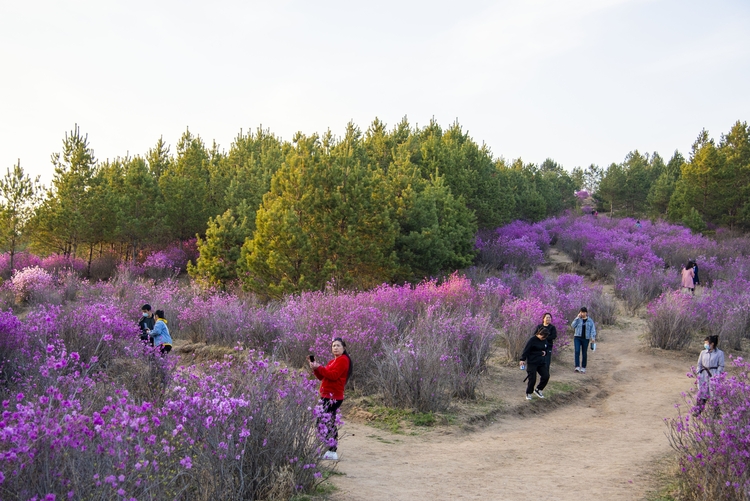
left=695, top=334, right=725, bottom=415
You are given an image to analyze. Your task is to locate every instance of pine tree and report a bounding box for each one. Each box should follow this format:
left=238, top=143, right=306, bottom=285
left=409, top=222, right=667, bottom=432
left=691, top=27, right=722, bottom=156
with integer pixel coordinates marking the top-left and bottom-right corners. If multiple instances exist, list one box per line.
left=188, top=209, right=250, bottom=289
left=0, top=161, right=42, bottom=274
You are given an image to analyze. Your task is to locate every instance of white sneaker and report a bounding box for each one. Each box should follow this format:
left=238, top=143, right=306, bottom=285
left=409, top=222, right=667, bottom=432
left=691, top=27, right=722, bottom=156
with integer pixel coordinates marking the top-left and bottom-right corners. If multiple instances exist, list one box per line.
left=575, top=367, right=581, bottom=372
left=534, top=389, right=545, bottom=399
left=580, top=368, right=586, bottom=374
left=322, top=451, right=339, bottom=460
left=525, top=394, right=533, bottom=401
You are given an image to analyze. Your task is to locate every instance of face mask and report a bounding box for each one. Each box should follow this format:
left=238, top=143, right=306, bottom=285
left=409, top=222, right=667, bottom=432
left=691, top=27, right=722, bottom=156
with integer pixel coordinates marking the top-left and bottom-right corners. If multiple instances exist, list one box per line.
left=704, top=344, right=710, bottom=350
left=143, top=313, right=149, bottom=317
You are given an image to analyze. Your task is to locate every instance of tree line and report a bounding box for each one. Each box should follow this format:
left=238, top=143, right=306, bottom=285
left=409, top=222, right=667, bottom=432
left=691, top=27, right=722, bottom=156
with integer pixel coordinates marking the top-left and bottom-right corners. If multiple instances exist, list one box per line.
left=589, top=120, right=750, bottom=232
left=1, top=119, right=581, bottom=294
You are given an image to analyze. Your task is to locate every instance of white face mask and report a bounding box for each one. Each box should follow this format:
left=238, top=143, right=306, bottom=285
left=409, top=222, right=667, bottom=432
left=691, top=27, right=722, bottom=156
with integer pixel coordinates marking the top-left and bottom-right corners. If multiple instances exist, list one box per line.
left=704, top=344, right=710, bottom=350
left=143, top=312, right=149, bottom=317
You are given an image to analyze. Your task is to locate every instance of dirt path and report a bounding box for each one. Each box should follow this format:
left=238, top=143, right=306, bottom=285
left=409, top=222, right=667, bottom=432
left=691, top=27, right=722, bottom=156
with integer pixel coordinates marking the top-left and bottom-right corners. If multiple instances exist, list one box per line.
left=329, top=249, right=692, bottom=501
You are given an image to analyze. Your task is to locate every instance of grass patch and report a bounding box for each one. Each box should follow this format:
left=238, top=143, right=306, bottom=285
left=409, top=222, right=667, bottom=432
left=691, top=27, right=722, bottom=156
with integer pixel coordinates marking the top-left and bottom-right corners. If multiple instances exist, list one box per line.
left=355, top=398, right=448, bottom=433
left=541, top=380, right=578, bottom=398
left=290, top=470, right=342, bottom=501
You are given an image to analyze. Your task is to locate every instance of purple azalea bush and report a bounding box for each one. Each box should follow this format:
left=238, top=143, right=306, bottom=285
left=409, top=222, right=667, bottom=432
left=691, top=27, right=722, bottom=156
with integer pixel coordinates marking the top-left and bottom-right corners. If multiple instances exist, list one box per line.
left=667, top=357, right=750, bottom=500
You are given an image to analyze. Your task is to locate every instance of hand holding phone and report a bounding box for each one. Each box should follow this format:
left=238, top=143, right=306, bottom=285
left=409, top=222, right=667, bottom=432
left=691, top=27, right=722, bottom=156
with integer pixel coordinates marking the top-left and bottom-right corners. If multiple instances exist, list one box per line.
left=307, top=354, right=315, bottom=363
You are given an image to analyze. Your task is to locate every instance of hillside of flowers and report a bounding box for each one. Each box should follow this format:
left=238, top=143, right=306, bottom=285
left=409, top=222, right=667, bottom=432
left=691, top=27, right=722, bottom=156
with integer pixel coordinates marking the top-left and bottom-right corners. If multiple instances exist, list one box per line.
left=537, top=214, right=750, bottom=499
left=2, top=213, right=749, bottom=499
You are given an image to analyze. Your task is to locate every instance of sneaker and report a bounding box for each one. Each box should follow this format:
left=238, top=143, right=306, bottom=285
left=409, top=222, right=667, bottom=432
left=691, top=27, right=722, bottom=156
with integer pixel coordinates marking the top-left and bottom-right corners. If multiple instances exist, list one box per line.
left=534, top=388, right=545, bottom=399
left=525, top=394, right=533, bottom=401
left=575, top=367, right=581, bottom=372
left=580, top=368, right=586, bottom=374
left=322, top=451, right=339, bottom=460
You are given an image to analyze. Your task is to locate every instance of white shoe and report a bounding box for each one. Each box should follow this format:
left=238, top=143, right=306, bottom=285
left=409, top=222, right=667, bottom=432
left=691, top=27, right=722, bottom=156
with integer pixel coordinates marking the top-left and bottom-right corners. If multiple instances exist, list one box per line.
left=575, top=367, right=581, bottom=372
left=580, top=368, right=586, bottom=374
left=525, top=394, right=533, bottom=401
left=322, top=451, right=339, bottom=460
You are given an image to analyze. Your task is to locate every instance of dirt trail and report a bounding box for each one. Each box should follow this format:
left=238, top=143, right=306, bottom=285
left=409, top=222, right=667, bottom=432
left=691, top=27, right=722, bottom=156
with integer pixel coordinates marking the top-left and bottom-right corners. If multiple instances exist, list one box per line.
left=330, top=249, right=691, bottom=501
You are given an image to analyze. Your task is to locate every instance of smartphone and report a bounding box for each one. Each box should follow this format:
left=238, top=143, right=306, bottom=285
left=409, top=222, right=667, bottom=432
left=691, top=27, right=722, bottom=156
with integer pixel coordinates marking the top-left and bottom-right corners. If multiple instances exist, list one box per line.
left=308, top=354, right=315, bottom=363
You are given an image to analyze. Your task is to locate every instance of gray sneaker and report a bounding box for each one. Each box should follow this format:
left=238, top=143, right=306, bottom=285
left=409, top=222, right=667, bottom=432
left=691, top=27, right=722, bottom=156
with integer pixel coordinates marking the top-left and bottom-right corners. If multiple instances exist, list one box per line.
left=534, top=388, right=545, bottom=399
left=525, top=394, right=533, bottom=401
left=580, top=368, right=587, bottom=374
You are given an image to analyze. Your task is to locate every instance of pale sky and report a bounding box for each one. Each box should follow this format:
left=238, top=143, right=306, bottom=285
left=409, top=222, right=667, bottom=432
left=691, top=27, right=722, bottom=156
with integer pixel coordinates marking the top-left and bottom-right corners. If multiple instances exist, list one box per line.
left=1, top=0, right=749, bottom=184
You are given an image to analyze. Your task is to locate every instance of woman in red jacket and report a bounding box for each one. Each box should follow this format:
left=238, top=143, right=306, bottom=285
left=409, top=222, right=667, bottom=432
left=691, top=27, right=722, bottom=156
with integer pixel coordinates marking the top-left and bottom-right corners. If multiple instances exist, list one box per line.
left=309, top=337, right=352, bottom=461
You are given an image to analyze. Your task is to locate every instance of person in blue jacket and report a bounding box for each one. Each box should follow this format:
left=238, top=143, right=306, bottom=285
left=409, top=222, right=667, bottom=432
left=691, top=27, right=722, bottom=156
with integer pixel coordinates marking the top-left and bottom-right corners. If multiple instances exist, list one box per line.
left=571, top=307, right=596, bottom=373
left=149, top=310, right=173, bottom=355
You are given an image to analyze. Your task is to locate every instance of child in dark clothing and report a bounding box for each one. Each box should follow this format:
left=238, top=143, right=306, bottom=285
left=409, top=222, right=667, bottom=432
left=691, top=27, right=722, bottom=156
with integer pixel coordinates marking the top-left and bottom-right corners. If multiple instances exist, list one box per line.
left=520, top=327, right=550, bottom=400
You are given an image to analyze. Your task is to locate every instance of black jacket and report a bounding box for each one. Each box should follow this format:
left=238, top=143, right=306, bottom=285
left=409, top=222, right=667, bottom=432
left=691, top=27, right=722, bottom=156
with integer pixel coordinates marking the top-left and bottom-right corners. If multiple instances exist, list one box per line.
left=534, top=323, right=557, bottom=347
left=520, top=336, right=548, bottom=366
left=138, top=315, right=155, bottom=335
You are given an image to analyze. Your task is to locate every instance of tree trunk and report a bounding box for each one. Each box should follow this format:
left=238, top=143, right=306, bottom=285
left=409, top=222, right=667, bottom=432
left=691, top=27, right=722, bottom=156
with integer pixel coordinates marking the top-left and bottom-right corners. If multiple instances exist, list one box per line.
left=87, top=243, right=94, bottom=278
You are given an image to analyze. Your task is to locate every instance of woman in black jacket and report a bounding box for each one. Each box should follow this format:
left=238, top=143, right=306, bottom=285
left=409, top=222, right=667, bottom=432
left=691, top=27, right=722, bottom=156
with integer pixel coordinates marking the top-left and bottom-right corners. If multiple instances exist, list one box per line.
left=535, top=312, right=557, bottom=368
left=520, top=327, right=550, bottom=400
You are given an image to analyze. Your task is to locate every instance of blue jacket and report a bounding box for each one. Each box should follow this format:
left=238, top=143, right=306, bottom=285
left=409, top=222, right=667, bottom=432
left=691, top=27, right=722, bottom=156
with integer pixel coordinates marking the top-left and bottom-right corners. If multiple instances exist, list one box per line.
left=571, top=317, right=596, bottom=340
left=150, top=319, right=173, bottom=347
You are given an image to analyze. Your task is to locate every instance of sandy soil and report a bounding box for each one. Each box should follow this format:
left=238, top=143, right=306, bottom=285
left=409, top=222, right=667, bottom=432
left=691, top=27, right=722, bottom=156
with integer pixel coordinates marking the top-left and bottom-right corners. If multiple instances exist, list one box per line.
left=329, top=249, right=693, bottom=501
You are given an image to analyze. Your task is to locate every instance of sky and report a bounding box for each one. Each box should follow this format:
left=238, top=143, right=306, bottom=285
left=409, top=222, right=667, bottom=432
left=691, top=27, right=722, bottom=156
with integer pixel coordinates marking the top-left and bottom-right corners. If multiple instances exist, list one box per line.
left=1, top=0, right=749, bottom=184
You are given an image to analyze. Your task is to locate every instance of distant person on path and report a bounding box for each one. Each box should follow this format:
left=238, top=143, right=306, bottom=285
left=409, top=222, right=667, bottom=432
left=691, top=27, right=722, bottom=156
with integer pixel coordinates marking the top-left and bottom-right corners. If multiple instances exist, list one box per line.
left=692, top=260, right=700, bottom=288
left=138, top=304, right=155, bottom=345
left=310, top=337, right=352, bottom=461
left=535, top=312, right=557, bottom=369
left=695, top=335, right=725, bottom=415
left=149, top=310, right=173, bottom=355
left=681, top=262, right=695, bottom=295
left=635, top=220, right=642, bottom=229
left=571, top=307, right=596, bottom=373
left=519, top=327, right=550, bottom=400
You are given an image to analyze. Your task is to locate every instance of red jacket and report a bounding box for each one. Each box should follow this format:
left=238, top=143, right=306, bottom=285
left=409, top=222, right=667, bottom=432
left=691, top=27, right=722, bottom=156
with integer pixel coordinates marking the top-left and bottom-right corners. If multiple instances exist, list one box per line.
left=314, top=355, right=350, bottom=400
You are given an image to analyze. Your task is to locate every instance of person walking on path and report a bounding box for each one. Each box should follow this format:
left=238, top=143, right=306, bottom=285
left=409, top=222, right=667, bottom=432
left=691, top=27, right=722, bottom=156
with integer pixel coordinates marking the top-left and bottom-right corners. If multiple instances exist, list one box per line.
left=681, top=262, right=695, bottom=295
left=310, top=337, right=353, bottom=461
left=535, top=313, right=557, bottom=369
left=571, top=307, right=596, bottom=373
left=519, top=327, right=550, bottom=400
left=695, top=335, right=725, bottom=415
left=149, top=310, right=173, bottom=355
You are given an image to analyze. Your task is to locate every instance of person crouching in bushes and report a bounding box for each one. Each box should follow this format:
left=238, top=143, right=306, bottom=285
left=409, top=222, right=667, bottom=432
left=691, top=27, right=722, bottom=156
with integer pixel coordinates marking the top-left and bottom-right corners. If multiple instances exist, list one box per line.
left=309, top=337, right=352, bottom=461
left=695, top=335, right=725, bottom=415
left=520, top=327, right=550, bottom=400
left=149, top=310, right=173, bottom=355
left=138, top=304, right=155, bottom=345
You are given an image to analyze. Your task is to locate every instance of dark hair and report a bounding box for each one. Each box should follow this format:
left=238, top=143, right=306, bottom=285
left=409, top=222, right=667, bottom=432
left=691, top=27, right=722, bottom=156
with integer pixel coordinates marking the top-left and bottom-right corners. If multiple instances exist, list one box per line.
left=542, top=312, right=552, bottom=321
left=142, top=304, right=152, bottom=311
left=332, top=337, right=354, bottom=382
left=154, top=310, right=165, bottom=319
left=579, top=307, right=588, bottom=313
left=685, top=261, right=693, bottom=269
left=704, top=335, right=719, bottom=348
left=535, top=327, right=550, bottom=338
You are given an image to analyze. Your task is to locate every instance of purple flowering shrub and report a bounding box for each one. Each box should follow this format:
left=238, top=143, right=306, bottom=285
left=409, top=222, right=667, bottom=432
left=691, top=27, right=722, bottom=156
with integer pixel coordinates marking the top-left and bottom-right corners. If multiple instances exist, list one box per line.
left=10, top=266, right=55, bottom=303
left=645, top=291, right=705, bottom=350
left=177, top=293, right=280, bottom=350
left=0, top=343, right=326, bottom=500
left=40, top=254, right=87, bottom=277
left=476, top=221, right=549, bottom=274
left=699, top=280, right=750, bottom=350
left=0, top=294, right=329, bottom=500
left=667, top=357, right=750, bottom=500
left=0, top=252, right=42, bottom=279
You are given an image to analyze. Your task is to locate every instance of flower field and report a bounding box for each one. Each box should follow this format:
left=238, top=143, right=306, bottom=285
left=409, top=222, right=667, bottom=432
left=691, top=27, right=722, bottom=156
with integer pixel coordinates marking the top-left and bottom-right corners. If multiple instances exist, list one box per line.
left=1, top=214, right=749, bottom=498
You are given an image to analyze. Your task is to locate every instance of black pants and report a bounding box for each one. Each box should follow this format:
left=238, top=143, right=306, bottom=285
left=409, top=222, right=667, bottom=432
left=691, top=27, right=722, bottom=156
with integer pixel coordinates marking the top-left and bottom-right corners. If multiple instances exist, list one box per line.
left=320, top=398, right=343, bottom=452
left=526, top=363, right=550, bottom=395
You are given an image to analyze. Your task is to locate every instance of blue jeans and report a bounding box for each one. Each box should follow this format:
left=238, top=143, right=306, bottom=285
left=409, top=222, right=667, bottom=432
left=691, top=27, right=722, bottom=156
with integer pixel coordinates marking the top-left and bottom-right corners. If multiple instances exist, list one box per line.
left=574, top=336, right=590, bottom=368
